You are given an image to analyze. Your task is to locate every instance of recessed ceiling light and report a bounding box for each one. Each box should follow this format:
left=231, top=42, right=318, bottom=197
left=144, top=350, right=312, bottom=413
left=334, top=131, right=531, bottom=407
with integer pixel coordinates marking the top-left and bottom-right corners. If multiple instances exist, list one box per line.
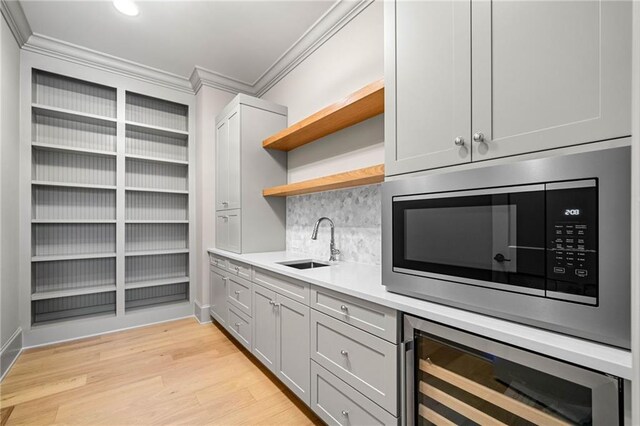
left=113, top=0, right=139, bottom=17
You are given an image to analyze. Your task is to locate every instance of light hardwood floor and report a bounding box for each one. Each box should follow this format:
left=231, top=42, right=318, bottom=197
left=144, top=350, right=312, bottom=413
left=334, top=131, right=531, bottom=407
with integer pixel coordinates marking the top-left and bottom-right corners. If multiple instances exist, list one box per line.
left=0, top=318, right=323, bottom=425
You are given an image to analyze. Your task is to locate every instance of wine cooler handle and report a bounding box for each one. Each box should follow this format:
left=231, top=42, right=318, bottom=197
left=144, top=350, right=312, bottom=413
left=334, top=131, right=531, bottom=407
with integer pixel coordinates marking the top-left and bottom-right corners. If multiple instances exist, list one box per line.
left=400, top=339, right=414, bottom=426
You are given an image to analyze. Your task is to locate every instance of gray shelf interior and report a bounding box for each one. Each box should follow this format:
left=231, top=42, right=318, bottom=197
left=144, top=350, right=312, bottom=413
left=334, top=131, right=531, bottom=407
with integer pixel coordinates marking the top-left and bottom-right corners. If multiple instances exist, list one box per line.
left=32, top=292, right=116, bottom=325
left=32, top=108, right=117, bottom=152
left=126, top=92, right=188, bottom=131
left=126, top=126, right=188, bottom=161
left=32, top=223, right=116, bottom=256
left=33, top=70, right=117, bottom=119
left=29, top=69, right=191, bottom=325
left=125, top=283, right=189, bottom=311
left=32, top=186, right=116, bottom=221
left=125, top=191, right=188, bottom=221
left=125, top=253, right=189, bottom=284
left=32, top=148, right=116, bottom=186
left=32, top=257, right=116, bottom=294
left=125, top=158, right=188, bottom=191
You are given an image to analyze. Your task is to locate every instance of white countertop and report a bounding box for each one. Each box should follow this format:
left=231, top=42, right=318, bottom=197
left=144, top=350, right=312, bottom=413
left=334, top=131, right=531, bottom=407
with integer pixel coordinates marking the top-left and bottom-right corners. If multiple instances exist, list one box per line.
left=208, top=248, right=633, bottom=380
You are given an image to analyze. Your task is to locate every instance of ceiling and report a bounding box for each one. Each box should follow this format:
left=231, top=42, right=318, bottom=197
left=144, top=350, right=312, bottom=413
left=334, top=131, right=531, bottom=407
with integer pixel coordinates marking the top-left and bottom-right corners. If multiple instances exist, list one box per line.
left=19, top=0, right=336, bottom=84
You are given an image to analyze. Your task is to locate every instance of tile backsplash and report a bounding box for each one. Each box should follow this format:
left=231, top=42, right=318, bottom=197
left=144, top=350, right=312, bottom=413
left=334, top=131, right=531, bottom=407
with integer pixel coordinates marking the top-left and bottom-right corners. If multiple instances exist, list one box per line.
left=286, top=184, right=381, bottom=265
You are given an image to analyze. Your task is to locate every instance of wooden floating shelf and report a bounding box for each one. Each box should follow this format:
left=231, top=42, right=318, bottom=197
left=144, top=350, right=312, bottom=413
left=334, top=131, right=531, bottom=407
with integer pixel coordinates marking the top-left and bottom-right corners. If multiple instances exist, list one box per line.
left=263, top=164, right=384, bottom=197
left=262, top=79, right=384, bottom=151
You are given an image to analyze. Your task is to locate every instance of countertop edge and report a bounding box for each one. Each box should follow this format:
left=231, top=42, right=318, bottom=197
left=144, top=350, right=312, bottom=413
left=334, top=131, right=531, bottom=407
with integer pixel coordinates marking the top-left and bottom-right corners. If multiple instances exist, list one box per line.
left=208, top=248, right=633, bottom=380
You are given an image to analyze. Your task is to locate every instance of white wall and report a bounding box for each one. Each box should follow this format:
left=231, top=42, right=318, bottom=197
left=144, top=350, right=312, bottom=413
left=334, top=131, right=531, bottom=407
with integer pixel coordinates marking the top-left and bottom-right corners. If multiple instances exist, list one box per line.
left=261, top=0, right=384, bottom=183
left=195, top=85, right=234, bottom=312
left=1, top=15, right=22, bottom=348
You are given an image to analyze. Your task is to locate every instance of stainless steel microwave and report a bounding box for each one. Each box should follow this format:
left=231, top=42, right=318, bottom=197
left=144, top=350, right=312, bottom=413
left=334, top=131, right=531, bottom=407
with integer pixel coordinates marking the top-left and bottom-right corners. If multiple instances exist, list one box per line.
left=382, top=147, right=631, bottom=349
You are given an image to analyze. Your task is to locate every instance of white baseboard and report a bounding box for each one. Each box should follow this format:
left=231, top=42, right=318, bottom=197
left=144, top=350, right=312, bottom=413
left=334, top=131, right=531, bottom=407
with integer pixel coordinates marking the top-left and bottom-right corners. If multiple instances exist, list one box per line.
left=1, top=327, right=23, bottom=382
left=194, top=300, right=211, bottom=324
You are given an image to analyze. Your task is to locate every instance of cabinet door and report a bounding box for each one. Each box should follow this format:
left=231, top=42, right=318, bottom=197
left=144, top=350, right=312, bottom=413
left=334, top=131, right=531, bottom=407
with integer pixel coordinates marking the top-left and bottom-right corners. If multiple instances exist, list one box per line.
left=471, top=0, right=631, bottom=161
left=227, top=110, right=241, bottom=210
left=209, top=267, right=227, bottom=326
left=227, top=209, right=241, bottom=253
left=215, top=212, right=228, bottom=250
left=276, top=294, right=310, bottom=405
left=385, top=0, right=471, bottom=176
left=215, top=119, right=229, bottom=211
left=252, top=284, right=277, bottom=372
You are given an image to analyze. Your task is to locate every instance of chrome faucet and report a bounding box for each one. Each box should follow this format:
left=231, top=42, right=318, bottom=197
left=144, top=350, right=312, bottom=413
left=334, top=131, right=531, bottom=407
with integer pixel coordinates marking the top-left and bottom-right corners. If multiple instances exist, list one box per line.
left=311, top=217, right=340, bottom=262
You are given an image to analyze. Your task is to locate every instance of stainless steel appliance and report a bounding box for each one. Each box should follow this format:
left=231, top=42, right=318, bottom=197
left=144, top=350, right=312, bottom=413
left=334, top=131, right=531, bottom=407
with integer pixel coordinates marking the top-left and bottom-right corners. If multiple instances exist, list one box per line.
left=401, top=315, right=623, bottom=425
left=382, top=147, right=631, bottom=348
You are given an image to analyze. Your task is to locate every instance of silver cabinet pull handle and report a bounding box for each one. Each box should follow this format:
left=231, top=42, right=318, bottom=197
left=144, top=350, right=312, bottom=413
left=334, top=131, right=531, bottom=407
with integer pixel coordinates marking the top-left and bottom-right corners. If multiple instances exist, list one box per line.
left=234, top=290, right=241, bottom=295
left=222, top=201, right=228, bottom=205
left=473, top=132, right=485, bottom=143
left=269, top=300, right=275, bottom=305
left=340, top=305, right=348, bottom=312
left=340, top=350, right=348, bottom=356
left=341, top=410, right=349, bottom=417
left=454, top=136, right=465, bottom=146
left=235, top=322, right=242, bottom=327
left=235, top=266, right=240, bottom=272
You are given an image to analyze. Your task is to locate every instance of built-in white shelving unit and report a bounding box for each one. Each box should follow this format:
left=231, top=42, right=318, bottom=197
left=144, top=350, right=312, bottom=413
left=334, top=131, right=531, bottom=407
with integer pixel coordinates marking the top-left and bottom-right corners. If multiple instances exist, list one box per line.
left=29, top=69, right=192, bottom=326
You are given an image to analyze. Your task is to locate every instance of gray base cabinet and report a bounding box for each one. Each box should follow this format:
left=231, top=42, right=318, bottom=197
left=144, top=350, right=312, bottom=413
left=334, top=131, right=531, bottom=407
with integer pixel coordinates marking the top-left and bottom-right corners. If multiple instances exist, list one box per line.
left=209, top=266, right=227, bottom=327
left=209, top=252, right=398, bottom=425
left=311, top=361, right=399, bottom=426
left=251, top=283, right=310, bottom=405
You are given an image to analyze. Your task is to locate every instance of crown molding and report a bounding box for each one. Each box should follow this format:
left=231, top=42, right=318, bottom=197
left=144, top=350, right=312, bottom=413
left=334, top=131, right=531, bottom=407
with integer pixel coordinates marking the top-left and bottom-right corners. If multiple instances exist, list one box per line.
left=6, top=0, right=373, bottom=98
left=0, top=0, right=32, bottom=46
left=22, top=33, right=194, bottom=94
left=191, top=0, right=374, bottom=97
left=189, top=66, right=254, bottom=96
left=253, top=0, right=374, bottom=97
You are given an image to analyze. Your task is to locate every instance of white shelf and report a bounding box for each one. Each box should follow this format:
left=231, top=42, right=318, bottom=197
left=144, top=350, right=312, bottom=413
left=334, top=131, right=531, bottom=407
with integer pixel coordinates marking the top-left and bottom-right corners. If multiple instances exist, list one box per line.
left=125, top=154, right=188, bottom=166
left=125, top=187, right=188, bottom=194
left=31, top=285, right=117, bottom=301
left=32, top=219, right=117, bottom=224
left=125, top=220, right=188, bottom=224
left=126, top=121, right=189, bottom=139
left=124, top=249, right=189, bottom=257
left=32, top=142, right=117, bottom=157
left=32, top=181, right=117, bottom=190
left=32, top=253, right=117, bottom=262
left=32, top=103, right=117, bottom=125
left=125, top=277, right=189, bottom=290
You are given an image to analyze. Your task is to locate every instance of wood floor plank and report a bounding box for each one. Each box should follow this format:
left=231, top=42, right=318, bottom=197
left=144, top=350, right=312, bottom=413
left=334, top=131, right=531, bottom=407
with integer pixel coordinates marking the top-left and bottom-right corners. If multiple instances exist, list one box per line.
left=1, top=318, right=322, bottom=425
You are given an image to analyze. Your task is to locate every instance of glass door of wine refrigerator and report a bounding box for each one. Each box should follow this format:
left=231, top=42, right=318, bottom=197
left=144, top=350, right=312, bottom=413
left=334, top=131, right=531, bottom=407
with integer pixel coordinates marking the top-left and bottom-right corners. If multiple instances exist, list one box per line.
left=403, top=316, right=621, bottom=425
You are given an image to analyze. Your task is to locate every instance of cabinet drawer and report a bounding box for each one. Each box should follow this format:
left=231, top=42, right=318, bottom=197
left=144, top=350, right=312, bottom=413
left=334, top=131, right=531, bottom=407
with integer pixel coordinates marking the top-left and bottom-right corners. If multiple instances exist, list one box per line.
left=228, top=259, right=251, bottom=280
left=311, top=311, right=398, bottom=415
left=311, top=361, right=398, bottom=426
left=311, top=287, right=398, bottom=343
left=227, top=306, right=251, bottom=351
left=253, top=268, right=309, bottom=305
left=209, top=254, right=228, bottom=270
left=227, top=275, right=252, bottom=317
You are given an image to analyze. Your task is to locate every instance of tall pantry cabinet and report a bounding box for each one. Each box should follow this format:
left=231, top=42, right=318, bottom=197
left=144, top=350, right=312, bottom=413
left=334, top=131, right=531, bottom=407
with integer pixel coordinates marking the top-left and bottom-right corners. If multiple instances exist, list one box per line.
left=385, top=0, right=632, bottom=176
left=214, top=95, right=287, bottom=254
left=20, top=55, right=196, bottom=346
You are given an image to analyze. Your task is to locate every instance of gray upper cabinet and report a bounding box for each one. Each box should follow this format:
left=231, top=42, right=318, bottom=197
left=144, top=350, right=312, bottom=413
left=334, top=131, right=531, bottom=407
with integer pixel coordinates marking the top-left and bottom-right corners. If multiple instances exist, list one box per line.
left=215, top=111, right=241, bottom=211
left=471, top=0, right=631, bottom=161
left=385, top=0, right=471, bottom=176
left=385, top=0, right=631, bottom=176
left=214, top=95, right=288, bottom=253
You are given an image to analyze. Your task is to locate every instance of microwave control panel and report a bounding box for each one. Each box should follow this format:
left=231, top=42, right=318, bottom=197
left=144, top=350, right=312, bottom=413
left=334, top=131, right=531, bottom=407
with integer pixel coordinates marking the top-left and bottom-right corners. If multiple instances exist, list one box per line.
left=545, top=181, right=598, bottom=304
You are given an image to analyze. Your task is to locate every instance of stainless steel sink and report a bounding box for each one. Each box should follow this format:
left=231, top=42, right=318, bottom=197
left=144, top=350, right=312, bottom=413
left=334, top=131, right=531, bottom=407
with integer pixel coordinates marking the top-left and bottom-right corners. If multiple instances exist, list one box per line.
left=278, top=260, right=330, bottom=270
